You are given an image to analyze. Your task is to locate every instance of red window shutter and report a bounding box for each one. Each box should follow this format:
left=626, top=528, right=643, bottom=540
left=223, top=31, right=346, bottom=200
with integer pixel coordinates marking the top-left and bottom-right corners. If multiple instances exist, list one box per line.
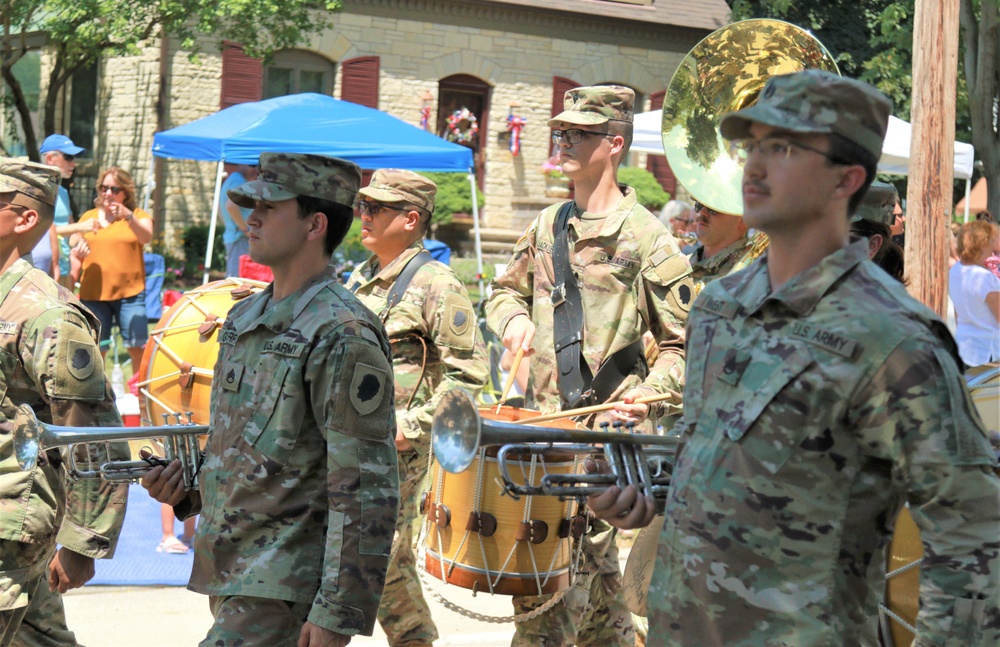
left=552, top=76, right=580, bottom=120
left=221, top=42, right=263, bottom=110
left=645, top=90, right=676, bottom=196
left=341, top=56, right=380, bottom=108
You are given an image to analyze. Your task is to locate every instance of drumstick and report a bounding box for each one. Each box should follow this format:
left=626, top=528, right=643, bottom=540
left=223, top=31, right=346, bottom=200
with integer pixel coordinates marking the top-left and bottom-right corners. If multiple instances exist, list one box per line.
left=513, top=390, right=680, bottom=425
left=495, top=347, right=525, bottom=415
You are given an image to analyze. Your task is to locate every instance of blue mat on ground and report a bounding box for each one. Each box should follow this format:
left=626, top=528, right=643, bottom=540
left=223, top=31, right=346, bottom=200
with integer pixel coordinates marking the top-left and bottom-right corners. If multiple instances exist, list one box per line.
left=87, top=486, right=194, bottom=586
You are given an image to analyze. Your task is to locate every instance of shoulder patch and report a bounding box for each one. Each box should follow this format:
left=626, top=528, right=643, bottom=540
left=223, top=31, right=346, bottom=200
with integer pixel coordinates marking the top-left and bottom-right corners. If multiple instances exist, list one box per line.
left=438, top=292, right=476, bottom=350
left=350, top=362, right=387, bottom=416
left=66, top=340, right=96, bottom=381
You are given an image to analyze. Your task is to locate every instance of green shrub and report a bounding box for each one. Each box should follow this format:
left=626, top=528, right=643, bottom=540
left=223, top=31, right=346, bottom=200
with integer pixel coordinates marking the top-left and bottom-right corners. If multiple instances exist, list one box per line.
left=181, top=224, right=225, bottom=275
left=423, top=172, right=485, bottom=225
left=618, top=166, right=670, bottom=211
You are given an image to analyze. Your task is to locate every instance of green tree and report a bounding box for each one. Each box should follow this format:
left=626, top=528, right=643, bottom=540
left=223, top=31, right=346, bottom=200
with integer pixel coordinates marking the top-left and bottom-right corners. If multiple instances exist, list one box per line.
left=1, top=0, right=341, bottom=161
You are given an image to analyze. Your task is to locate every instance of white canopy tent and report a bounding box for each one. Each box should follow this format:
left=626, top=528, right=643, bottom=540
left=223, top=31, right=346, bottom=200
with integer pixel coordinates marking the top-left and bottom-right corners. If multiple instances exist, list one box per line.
left=633, top=110, right=976, bottom=218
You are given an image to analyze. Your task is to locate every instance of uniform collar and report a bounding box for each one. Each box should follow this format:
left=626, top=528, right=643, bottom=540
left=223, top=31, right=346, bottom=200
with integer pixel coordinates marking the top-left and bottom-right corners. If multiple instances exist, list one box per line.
left=733, top=239, right=869, bottom=317
left=691, top=235, right=750, bottom=272
left=369, top=240, right=425, bottom=283
left=0, top=258, right=35, bottom=304
left=569, top=186, right=639, bottom=240
left=229, top=265, right=339, bottom=333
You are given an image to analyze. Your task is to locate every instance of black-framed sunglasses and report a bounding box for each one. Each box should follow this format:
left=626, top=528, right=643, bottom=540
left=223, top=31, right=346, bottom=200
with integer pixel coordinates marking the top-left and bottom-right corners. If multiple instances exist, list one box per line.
left=354, top=199, right=404, bottom=217
left=99, top=185, right=124, bottom=195
left=693, top=202, right=721, bottom=217
left=60, top=153, right=76, bottom=162
left=551, top=129, right=612, bottom=145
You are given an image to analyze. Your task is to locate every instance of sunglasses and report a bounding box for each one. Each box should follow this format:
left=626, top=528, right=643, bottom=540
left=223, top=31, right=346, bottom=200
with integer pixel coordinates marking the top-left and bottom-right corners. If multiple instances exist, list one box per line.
left=693, top=202, right=721, bottom=217
left=60, top=153, right=77, bottom=162
left=99, top=185, right=124, bottom=195
left=354, top=200, right=404, bottom=217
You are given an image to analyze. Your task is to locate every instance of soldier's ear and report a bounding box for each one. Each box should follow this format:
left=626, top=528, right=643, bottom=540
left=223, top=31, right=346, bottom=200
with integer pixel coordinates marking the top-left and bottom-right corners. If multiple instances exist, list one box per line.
left=13, top=207, right=39, bottom=234
left=404, top=209, right=422, bottom=232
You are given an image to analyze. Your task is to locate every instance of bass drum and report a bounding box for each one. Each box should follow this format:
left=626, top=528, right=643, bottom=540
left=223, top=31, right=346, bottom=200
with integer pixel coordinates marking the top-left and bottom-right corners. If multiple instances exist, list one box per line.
left=422, top=405, right=582, bottom=597
left=881, top=363, right=999, bottom=646
left=137, top=279, right=268, bottom=426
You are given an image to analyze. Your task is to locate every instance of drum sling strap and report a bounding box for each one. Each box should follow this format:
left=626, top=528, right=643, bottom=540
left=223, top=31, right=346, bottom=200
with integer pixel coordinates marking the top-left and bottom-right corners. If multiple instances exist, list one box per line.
left=551, top=202, right=643, bottom=409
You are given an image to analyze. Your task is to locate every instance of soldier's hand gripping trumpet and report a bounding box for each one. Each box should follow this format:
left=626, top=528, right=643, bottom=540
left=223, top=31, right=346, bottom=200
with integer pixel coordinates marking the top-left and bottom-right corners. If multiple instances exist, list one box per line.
left=13, top=403, right=208, bottom=490
left=432, top=389, right=678, bottom=510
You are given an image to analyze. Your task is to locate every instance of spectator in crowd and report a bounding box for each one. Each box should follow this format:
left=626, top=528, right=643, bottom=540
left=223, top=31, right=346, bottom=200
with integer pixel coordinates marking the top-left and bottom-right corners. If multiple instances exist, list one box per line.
left=949, top=220, right=1000, bottom=366
left=659, top=199, right=694, bottom=236
left=74, top=167, right=154, bottom=369
left=220, top=163, right=258, bottom=277
left=39, top=134, right=100, bottom=287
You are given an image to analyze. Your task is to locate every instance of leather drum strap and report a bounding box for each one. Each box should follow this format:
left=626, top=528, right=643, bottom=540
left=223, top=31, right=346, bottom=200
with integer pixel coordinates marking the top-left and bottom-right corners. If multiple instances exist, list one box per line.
left=551, top=201, right=593, bottom=408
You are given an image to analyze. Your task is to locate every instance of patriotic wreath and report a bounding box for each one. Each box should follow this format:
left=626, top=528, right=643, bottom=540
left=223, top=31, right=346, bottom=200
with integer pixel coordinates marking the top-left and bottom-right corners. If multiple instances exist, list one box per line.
left=446, top=107, right=479, bottom=144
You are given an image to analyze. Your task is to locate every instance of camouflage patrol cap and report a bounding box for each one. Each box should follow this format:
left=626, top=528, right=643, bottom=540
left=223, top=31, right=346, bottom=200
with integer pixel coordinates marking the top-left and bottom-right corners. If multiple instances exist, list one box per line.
left=357, top=168, right=437, bottom=213
left=228, top=153, right=360, bottom=209
left=0, top=157, right=60, bottom=207
left=852, top=182, right=898, bottom=226
left=547, top=85, right=634, bottom=128
left=719, top=70, right=891, bottom=160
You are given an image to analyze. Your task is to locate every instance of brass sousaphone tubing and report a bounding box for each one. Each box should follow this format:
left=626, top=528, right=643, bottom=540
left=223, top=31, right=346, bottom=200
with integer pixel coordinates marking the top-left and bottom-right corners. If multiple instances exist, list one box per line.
left=432, top=389, right=678, bottom=503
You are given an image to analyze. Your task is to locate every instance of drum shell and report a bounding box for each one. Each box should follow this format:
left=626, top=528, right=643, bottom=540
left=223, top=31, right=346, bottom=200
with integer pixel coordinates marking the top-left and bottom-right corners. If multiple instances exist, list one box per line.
left=138, top=280, right=266, bottom=426
left=423, top=405, right=581, bottom=596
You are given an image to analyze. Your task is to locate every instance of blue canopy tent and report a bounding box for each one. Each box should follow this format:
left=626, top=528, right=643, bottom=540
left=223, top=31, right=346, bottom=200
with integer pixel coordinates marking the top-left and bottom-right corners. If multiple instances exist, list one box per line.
left=148, top=93, right=481, bottom=285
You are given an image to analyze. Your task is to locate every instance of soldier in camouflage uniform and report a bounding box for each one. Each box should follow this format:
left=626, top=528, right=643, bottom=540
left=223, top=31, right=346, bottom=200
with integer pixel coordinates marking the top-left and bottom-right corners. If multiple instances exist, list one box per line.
left=486, top=86, right=693, bottom=647
left=590, top=70, right=1000, bottom=646
left=851, top=181, right=906, bottom=283
left=685, top=200, right=751, bottom=293
left=0, top=159, right=128, bottom=647
left=346, top=169, right=489, bottom=646
left=142, top=153, right=399, bottom=647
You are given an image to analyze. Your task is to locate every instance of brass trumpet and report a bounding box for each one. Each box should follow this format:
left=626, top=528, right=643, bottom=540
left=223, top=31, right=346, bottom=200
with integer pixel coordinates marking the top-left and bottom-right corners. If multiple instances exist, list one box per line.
left=432, top=390, right=677, bottom=504
left=13, top=403, right=208, bottom=490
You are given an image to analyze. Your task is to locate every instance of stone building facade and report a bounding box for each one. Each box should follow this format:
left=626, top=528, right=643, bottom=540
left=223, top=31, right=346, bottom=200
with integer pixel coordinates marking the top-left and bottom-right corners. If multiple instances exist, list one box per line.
left=37, top=0, right=731, bottom=256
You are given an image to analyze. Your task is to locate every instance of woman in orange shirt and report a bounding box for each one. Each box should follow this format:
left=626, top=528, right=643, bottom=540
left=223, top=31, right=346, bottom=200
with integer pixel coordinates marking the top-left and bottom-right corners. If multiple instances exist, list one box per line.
left=77, top=167, right=154, bottom=370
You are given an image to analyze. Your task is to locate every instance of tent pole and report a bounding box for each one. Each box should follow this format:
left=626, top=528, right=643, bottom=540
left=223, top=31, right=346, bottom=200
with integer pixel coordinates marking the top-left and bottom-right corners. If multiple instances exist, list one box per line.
left=963, top=177, right=971, bottom=223
left=203, top=161, right=225, bottom=284
left=468, top=171, right=485, bottom=300
left=142, top=153, right=156, bottom=212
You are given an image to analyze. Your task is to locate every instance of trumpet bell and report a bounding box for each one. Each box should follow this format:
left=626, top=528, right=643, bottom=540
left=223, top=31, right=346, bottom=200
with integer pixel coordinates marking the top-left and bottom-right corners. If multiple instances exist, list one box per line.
left=662, top=19, right=839, bottom=215
left=433, top=389, right=483, bottom=474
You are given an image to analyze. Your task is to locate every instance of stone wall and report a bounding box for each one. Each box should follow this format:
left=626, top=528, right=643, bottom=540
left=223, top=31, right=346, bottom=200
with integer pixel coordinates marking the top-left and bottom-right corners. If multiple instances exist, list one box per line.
left=92, top=0, right=705, bottom=257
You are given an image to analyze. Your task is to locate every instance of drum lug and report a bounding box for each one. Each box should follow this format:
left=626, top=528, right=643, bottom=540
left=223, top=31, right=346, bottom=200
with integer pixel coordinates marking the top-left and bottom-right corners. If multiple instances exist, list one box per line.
left=466, top=511, right=497, bottom=537
left=419, top=491, right=432, bottom=515
left=231, top=284, right=257, bottom=299
left=197, top=314, right=220, bottom=338
left=431, top=503, right=451, bottom=529
left=178, top=362, right=194, bottom=389
left=516, top=520, right=548, bottom=545
left=559, top=514, right=588, bottom=540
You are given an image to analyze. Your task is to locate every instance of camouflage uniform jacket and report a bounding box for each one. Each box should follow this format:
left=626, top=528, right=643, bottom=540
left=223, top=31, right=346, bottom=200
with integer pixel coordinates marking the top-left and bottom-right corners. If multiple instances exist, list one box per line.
left=650, top=240, right=1000, bottom=646
left=486, top=188, right=693, bottom=418
left=687, top=235, right=752, bottom=293
left=346, top=242, right=489, bottom=456
left=0, top=258, right=127, bottom=555
left=187, top=266, right=399, bottom=637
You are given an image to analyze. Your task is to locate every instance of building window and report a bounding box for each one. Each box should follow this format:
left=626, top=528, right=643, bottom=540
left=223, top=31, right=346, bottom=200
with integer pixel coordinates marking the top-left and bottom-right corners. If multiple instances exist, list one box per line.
left=264, top=50, right=335, bottom=99
left=68, top=63, right=98, bottom=157
left=1, top=49, right=41, bottom=157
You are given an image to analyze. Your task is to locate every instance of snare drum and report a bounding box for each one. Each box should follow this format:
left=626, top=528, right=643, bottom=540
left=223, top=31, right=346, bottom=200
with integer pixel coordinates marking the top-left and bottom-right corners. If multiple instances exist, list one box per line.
left=137, top=279, right=267, bottom=426
left=422, top=406, right=582, bottom=596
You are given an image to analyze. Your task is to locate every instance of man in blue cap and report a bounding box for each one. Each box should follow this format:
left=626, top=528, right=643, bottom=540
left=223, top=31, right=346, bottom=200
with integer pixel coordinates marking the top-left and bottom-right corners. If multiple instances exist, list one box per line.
left=39, top=134, right=98, bottom=287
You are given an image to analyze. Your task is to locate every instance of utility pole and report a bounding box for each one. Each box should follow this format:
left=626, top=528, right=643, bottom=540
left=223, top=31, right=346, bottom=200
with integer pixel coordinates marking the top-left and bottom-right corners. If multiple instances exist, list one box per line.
left=906, top=0, right=960, bottom=318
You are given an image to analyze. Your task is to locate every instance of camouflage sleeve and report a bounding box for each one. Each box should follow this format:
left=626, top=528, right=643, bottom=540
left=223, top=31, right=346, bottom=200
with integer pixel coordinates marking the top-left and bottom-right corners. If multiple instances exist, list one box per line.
left=25, top=307, right=128, bottom=559
left=636, top=243, right=694, bottom=418
left=485, top=221, right=537, bottom=339
left=397, top=273, right=490, bottom=456
left=851, top=336, right=1000, bottom=646
left=307, top=322, right=399, bottom=637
